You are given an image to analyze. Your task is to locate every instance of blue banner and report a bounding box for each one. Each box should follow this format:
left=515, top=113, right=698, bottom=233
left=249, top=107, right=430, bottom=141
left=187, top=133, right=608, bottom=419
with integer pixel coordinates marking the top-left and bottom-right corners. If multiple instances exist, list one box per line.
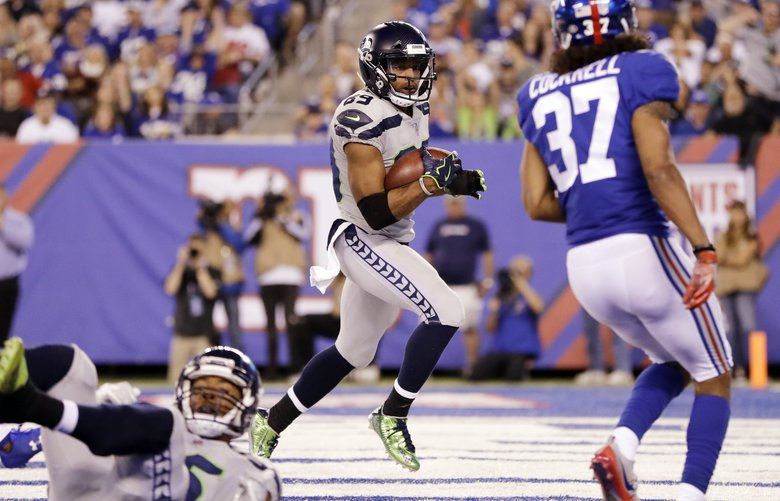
left=6, top=139, right=779, bottom=368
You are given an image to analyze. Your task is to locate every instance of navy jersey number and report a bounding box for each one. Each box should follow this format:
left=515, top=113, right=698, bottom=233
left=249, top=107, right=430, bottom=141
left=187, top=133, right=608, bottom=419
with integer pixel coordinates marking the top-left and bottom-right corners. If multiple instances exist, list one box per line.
left=531, top=77, right=619, bottom=192
left=344, top=94, right=374, bottom=106
left=185, top=455, right=223, bottom=501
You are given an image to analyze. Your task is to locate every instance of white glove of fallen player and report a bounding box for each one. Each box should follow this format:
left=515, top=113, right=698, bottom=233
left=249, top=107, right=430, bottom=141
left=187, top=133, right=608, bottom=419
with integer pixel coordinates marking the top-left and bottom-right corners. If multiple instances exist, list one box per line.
left=96, top=381, right=141, bottom=405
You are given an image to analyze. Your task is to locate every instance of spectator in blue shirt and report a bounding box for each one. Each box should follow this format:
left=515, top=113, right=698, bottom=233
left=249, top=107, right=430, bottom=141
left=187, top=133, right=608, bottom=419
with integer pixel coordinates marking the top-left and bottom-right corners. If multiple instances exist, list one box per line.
left=116, top=2, right=157, bottom=63
left=83, top=103, right=126, bottom=140
left=470, top=256, right=544, bottom=382
left=169, top=49, right=217, bottom=106
left=0, top=182, right=34, bottom=343
left=636, top=0, right=668, bottom=46
left=426, top=196, right=494, bottom=376
left=689, top=0, right=718, bottom=48
left=248, top=0, right=304, bottom=64
left=671, top=88, right=713, bottom=136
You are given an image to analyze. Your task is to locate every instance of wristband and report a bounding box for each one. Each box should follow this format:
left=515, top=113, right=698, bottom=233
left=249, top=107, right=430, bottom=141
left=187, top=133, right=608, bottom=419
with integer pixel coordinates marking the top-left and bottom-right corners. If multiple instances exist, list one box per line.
left=419, top=177, right=434, bottom=196
left=692, top=244, right=715, bottom=255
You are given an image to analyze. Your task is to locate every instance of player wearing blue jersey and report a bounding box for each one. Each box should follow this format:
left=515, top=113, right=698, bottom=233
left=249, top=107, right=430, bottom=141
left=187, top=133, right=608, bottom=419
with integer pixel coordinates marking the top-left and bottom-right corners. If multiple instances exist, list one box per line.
left=518, top=2, right=731, bottom=501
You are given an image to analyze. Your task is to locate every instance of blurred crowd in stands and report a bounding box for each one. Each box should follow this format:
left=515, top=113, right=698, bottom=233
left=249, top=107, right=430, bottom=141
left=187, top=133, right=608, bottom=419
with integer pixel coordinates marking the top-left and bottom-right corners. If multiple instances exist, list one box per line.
left=297, top=0, right=780, bottom=163
left=0, top=0, right=316, bottom=141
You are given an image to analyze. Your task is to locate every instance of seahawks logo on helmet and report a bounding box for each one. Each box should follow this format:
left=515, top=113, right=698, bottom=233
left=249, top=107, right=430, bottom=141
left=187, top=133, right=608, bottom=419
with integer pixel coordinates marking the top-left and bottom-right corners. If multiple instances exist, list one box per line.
left=357, top=21, right=436, bottom=107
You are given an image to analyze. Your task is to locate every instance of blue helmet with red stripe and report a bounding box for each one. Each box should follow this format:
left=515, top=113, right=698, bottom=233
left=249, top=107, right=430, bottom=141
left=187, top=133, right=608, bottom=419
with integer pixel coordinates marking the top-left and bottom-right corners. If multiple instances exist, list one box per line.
left=551, top=0, right=637, bottom=49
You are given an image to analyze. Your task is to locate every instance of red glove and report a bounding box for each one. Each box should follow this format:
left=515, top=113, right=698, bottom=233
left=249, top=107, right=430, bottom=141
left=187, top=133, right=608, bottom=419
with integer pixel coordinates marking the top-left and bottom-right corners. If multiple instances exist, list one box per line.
left=682, top=249, right=717, bottom=310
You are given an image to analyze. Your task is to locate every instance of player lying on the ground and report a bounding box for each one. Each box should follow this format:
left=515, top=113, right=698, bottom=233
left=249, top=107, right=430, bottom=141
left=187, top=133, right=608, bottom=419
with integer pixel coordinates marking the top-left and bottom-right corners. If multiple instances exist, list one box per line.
left=518, top=1, right=731, bottom=500
left=250, top=21, right=486, bottom=472
left=0, top=338, right=280, bottom=500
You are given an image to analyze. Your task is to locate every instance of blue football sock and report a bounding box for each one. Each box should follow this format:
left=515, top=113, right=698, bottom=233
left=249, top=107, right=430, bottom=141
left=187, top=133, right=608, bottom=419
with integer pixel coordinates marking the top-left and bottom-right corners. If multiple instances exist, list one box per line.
left=291, top=345, right=355, bottom=409
left=682, top=394, right=730, bottom=493
left=268, top=345, right=355, bottom=434
left=72, top=403, right=174, bottom=456
left=617, top=362, right=687, bottom=440
left=396, top=322, right=457, bottom=394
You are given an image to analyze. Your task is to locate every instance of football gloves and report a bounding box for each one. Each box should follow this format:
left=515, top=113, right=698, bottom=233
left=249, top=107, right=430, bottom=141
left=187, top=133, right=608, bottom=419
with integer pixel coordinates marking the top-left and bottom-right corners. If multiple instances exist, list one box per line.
left=682, top=249, right=717, bottom=310
left=421, top=148, right=462, bottom=190
left=446, top=169, right=487, bottom=199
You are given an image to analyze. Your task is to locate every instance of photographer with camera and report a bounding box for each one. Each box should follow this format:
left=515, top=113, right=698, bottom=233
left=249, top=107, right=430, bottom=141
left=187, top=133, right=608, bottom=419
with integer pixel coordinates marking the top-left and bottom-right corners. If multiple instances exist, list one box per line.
left=244, top=188, right=309, bottom=379
left=470, top=256, right=544, bottom=382
left=163, top=233, right=221, bottom=382
left=197, top=199, right=246, bottom=350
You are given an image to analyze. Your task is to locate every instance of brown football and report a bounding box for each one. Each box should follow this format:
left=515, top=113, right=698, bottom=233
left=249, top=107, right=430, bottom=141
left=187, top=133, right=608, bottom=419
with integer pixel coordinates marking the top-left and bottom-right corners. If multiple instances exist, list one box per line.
left=384, top=147, right=451, bottom=190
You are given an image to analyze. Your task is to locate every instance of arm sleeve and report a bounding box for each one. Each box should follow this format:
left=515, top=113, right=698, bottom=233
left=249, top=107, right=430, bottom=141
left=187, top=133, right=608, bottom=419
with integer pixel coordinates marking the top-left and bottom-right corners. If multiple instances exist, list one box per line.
left=280, top=211, right=310, bottom=241
left=476, top=222, right=490, bottom=252
left=622, top=51, right=680, bottom=113
left=218, top=222, right=246, bottom=252
left=243, top=218, right=263, bottom=246
left=426, top=224, right=439, bottom=253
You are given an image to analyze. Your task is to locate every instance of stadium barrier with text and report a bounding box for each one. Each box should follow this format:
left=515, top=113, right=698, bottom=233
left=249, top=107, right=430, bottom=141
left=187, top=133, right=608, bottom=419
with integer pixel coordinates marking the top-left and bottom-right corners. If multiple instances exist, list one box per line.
left=2, top=136, right=778, bottom=369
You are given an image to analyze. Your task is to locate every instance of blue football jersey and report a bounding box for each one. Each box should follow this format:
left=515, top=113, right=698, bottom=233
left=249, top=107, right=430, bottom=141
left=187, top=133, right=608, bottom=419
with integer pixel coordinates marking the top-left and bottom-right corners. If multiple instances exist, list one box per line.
left=517, top=50, right=680, bottom=246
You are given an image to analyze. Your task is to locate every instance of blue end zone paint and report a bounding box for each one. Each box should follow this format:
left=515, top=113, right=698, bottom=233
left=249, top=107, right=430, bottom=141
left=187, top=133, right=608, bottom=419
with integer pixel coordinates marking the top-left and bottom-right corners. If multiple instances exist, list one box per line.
left=142, top=385, right=780, bottom=418
left=3, top=145, right=51, bottom=192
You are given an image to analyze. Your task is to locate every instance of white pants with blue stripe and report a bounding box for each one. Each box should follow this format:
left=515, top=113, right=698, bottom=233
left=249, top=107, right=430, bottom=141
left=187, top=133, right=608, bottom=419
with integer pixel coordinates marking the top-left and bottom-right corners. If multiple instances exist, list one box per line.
left=567, top=233, right=732, bottom=382
left=331, top=225, right=465, bottom=368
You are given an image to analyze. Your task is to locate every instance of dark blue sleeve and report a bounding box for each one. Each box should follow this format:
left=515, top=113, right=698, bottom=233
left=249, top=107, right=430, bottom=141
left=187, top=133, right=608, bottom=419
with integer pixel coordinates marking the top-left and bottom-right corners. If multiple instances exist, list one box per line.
left=516, top=78, right=538, bottom=141
left=621, top=51, right=680, bottom=113
left=426, top=223, right=440, bottom=254
left=475, top=221, right=490, bottom=252
left=218, top=223, right=246, bottom=252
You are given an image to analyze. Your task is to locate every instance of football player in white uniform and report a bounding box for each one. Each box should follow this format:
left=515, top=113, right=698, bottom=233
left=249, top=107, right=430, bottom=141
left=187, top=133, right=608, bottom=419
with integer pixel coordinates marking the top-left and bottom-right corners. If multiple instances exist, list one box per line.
left=250, top=21, right=486, bottom=472
left=0, top=338, right=280, bottom=501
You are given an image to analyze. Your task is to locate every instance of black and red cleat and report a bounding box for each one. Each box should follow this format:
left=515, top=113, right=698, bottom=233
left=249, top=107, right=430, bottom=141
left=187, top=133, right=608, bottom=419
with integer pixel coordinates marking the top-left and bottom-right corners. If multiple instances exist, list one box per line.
left=591, top=436, right=639, bottom=501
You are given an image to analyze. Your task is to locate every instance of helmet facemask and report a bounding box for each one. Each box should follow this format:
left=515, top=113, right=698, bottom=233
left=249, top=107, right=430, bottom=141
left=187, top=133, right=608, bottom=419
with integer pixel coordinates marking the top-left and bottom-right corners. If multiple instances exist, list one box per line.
left=360, top=40, right=436, bottom=107
left=175, top=354, right=260, bottom=440
left=380, top=53, right=436, bottom=107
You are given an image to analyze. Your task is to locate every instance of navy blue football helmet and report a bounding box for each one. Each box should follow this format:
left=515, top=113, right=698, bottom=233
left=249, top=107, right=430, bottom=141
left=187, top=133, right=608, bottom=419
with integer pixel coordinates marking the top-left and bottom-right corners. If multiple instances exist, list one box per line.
left=175, top=346, right=261, bottom=439
left=551, top=0, right=637, bottom=49
left=358, top=21, right=436, bottom=107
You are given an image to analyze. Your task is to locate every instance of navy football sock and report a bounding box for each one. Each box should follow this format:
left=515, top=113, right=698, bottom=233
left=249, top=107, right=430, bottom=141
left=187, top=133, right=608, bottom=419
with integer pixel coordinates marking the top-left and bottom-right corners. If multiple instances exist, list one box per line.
left=71, top=403, right=174, bottom=456
left=25, top=345, right=75, bottom=392
left=681, top=394, right=730, bottom=493
left=269, top=346, right=354, bottom=433
left=617, top=362, right=687, bottom=440
left=384, top=322, right=457, bottom=416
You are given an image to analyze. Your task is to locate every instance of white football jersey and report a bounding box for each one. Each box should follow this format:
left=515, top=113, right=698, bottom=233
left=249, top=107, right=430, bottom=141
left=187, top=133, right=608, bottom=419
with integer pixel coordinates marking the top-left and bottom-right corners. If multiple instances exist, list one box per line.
left=329, top=88, right=430, bottom=243
left=51, top=408, right=280, bottom=501
left=181, top=426, right=281, bottom=501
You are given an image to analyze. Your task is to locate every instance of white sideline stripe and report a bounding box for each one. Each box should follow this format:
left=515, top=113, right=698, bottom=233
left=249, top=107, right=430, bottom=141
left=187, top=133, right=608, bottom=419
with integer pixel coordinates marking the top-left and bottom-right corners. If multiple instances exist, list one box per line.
left=393, top=379, right=418, bottom=400
left=288, top=388, right=309, bottom=413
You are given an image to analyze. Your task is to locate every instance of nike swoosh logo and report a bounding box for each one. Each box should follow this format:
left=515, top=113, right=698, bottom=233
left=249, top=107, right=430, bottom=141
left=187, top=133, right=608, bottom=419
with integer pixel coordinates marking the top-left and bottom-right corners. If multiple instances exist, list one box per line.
left=345, top=114, right=362, bottom=121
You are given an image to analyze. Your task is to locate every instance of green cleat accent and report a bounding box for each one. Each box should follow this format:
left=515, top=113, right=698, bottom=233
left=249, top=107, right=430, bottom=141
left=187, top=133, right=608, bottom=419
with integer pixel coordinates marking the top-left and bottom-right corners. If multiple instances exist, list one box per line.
left=0, top=338, right=28, bottom=395
left=368, top=406, right=420, bottom=472
left=249, top=409, right=279, bottom=458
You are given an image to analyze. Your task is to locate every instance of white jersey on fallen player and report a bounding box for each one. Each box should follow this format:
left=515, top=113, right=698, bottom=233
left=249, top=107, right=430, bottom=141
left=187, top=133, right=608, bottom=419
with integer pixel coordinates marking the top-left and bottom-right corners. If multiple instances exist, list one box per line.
left=180, top=419, right=281, bottom=501
left=41, top=346, right=280, bottom=501
left=329, top=87, right=430, bottom=244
